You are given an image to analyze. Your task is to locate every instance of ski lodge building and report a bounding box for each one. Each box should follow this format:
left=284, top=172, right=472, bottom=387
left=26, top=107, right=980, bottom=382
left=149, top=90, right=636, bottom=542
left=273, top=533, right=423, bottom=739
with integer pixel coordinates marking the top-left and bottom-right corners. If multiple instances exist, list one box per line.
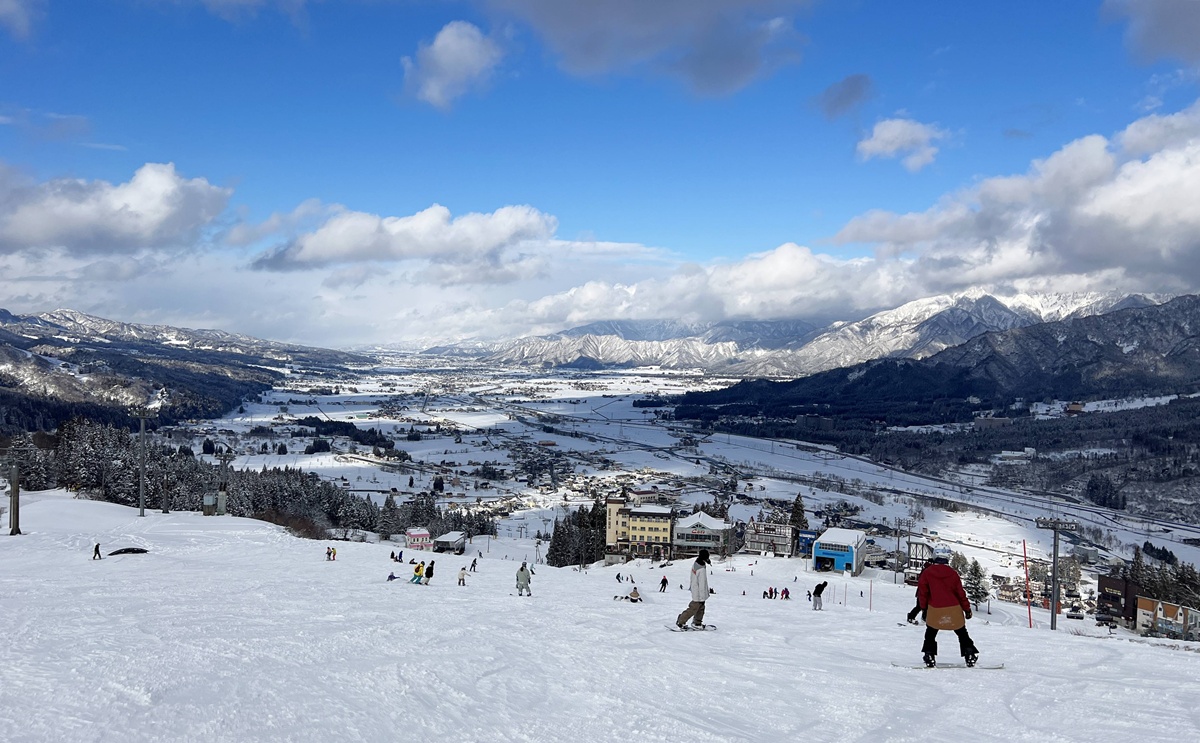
left=672, top=512, right=730, bottom=558
left=605, top=497, right=674, bottom=561
left=812, top=528, right=868, bottom=575
left=404, top=527, right=433, bottom=551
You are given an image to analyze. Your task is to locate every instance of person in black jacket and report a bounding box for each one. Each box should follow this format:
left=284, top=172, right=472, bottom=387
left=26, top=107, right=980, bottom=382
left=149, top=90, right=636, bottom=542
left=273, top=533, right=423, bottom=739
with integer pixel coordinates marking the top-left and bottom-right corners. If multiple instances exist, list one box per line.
left=423, top=560, right=435, bottom=585
left=812, top=581, right=828, bottom=610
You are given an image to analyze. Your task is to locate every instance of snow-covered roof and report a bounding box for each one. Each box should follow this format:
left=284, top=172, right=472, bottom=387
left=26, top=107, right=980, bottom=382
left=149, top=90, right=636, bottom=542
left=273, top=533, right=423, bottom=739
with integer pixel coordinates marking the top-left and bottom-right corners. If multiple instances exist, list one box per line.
left=630, top=504, right=671, bottom=516
left=814, top=528, right=867, bottom=546
left=405, top=528, right=430, bottom=537
left=676, top=512, right=730, bottom=531
left=435, top=531, right=466, bottom=542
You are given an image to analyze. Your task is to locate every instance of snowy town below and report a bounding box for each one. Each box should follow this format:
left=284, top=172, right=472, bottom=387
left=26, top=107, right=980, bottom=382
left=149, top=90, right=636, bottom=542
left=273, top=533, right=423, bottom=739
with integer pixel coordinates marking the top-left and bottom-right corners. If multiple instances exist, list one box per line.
left=3, top=356, right=1199, bottom=740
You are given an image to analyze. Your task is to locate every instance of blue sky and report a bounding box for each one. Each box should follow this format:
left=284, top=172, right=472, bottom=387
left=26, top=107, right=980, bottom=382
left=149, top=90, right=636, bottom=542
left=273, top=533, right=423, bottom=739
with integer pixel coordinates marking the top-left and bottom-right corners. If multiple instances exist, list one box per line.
left=2, top=1, right=1200, bottom=346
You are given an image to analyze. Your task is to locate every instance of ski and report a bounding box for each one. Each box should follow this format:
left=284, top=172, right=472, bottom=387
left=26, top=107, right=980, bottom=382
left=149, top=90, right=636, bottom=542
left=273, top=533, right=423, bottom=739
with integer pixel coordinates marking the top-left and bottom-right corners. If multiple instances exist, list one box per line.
left=891, top=662, right=1004, bottom=670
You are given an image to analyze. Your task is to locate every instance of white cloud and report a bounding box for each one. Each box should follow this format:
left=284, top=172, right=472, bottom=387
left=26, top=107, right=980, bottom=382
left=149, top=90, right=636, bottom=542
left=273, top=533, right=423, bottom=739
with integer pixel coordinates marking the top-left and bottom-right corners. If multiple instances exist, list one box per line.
left=0, top=0, right=40, bottom=38
left=1119, top=97, right=1200, bottom=155
left=856, top=118, right=948, bottom=172
left=7, top=99, right=1200, bottom=348
left=402, top=21, right=505, bottom=110
left=224, top=198, right=331, bottom=247
left=837, top=100, right=1200, bottom=288
left=0, top=162, right=231, bottom=254
left=251, top=203, right=557, bottom=280
left=482, top=0, right=808, bottom=94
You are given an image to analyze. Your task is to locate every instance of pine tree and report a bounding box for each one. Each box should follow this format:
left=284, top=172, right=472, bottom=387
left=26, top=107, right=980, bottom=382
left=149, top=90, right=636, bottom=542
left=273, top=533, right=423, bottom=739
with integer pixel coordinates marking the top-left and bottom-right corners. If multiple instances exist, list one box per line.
left=378, top=494, right=400, bottom=540
left=949, top=551, right=969, bottom=574
left=1128, top=546, right=1149, bottom=587
left=965, top=559, right=990, bottom=607
left=789, top=494, right=809, bottom=531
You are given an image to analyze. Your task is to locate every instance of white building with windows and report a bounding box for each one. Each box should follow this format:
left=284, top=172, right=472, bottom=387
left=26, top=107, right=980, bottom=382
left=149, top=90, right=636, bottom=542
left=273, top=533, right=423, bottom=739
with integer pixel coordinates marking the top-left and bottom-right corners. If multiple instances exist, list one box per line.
left=672, top=512, right=730, bottom=558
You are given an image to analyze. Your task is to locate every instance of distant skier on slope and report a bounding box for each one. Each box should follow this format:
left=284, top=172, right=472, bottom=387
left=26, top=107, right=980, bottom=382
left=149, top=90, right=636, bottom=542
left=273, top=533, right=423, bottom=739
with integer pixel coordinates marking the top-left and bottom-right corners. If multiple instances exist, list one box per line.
left=410, top=561, right=425, bottom=584
left=812, top=581, right=827, bottom=610
left=458, top=567, right=468, bottom=586
left=93, top=543, right=102, bottom=560
left=659, top=575, right=669, bottom=593
left=615, top=587, right=642, bottom=603
left=516, top=562, right=533, bottom=596
left=470, top=557, right=477, bottom=572
left=675, top=549, right=712, bottom=630
left=916, top=556, right=980, bottom=668
left=423, top=560, right=435, bottom=585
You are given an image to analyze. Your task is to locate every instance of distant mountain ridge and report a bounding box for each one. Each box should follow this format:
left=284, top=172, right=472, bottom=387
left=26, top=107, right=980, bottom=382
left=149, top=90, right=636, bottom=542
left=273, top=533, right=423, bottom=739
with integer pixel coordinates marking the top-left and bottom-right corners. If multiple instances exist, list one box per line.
left=0, top=308, right=368, bottom=433
left=676, top=294, right=1200, bottom=421
left=423, top=290, right=1166, bottom=377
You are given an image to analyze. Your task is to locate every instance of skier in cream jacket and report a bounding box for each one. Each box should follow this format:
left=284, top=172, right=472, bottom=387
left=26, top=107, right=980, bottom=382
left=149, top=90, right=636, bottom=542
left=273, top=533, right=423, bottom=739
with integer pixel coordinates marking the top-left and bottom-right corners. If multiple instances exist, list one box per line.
left=675, top=549, right=712, bottom=629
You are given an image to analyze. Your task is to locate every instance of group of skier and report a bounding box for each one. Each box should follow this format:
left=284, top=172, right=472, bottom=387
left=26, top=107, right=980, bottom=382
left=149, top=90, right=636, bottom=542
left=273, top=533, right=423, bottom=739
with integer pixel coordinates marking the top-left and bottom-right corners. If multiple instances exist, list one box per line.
left=667, top=549, right=980, bottom=664
left=371, top=538, right=981, bottom=665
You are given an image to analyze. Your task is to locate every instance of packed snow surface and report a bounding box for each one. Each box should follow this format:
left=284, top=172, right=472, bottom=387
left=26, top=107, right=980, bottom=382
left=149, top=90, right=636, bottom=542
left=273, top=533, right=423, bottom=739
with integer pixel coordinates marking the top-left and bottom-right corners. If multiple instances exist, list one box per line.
left=2, top=494, right=1198, bottom=742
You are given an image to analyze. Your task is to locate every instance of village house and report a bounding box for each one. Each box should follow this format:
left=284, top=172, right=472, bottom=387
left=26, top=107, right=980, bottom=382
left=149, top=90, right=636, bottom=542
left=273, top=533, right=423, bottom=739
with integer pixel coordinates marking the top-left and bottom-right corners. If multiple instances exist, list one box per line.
left=672, top=511, right=731, bottom=559
left=1136, top=596, right=1200, bottom=639
left=741, top=518, right=797, bottom=557
left=404, top=527, right=432, bottom=551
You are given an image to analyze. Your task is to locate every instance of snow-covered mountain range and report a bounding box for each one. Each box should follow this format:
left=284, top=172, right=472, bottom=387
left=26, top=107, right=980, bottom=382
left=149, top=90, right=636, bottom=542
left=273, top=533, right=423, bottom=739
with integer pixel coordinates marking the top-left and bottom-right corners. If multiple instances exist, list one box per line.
left=0, top=308, right=368, bottom=432
left=423, top=290, right=1166, bottom=377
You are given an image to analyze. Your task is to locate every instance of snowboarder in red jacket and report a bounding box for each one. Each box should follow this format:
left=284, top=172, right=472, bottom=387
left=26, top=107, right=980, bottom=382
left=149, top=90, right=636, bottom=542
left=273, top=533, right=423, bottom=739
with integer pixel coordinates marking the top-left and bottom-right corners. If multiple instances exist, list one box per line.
left=916, top=557, right=980, bottom=667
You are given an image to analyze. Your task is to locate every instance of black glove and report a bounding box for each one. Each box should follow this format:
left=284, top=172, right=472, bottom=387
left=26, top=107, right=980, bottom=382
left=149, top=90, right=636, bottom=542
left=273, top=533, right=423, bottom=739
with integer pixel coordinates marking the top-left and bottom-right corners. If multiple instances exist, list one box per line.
left=965, top=609, right=972, bottom=620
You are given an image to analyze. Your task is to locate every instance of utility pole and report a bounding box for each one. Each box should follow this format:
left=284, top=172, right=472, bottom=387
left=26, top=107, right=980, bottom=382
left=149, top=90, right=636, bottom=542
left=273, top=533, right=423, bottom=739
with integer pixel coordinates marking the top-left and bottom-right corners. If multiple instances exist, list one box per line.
left=137, top=412, right=147, bottom=517
left=894, top=517, right=915, bottom=584
left=2, top=452, right=20, bottom=535
left=1036, top=517, right=1080, bottom=630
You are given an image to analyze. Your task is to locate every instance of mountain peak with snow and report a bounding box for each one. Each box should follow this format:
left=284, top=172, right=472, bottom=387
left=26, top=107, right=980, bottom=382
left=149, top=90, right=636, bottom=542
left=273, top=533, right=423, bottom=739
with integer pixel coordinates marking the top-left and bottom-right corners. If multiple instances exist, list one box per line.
left=427, top=289, right=1174, bottom=377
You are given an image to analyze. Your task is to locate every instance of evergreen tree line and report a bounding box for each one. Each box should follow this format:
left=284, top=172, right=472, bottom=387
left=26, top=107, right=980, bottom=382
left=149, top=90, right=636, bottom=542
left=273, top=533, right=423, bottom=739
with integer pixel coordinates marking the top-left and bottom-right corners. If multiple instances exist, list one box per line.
left=4, top=419, right=495, bottom=541
left=292, top=416, right=394, bottom=449
left=680, top=395, right=1200, bottom=484
left=1084, top=474, right=1127, bottom=509
left=1122, top=546, right=1200, bottom=607
left=375, top=492, right=496, bottom=542
left=546, top=500, right=607, bottom=568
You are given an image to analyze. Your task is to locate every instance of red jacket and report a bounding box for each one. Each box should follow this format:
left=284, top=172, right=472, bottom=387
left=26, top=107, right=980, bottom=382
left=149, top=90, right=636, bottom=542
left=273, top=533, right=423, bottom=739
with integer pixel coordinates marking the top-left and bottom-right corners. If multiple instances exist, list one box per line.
left=917, top=563, right=969, bottom=611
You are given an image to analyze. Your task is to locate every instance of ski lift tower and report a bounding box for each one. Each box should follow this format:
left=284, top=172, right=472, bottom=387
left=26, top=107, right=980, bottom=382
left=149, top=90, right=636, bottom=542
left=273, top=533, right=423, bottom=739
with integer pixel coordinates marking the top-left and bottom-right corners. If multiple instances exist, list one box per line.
left=215, top=450, right=236, bottom=516
left=893, top=517, right=915, bottom=584
left=1036, top=517, right=1079, bottom=630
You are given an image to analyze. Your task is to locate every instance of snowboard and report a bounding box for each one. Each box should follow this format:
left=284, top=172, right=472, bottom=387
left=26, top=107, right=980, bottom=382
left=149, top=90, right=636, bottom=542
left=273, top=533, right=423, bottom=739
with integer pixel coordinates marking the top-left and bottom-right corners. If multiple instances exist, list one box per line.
left=891, top=662, right=1004, bottom=670
left=667, top=624, right=718, bottom=632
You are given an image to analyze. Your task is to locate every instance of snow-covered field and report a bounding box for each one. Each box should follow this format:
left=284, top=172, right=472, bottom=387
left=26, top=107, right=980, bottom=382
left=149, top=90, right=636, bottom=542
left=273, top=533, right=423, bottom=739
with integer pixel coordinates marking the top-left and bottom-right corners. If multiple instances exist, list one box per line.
left=3, top=493, right=1198, bottom=742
